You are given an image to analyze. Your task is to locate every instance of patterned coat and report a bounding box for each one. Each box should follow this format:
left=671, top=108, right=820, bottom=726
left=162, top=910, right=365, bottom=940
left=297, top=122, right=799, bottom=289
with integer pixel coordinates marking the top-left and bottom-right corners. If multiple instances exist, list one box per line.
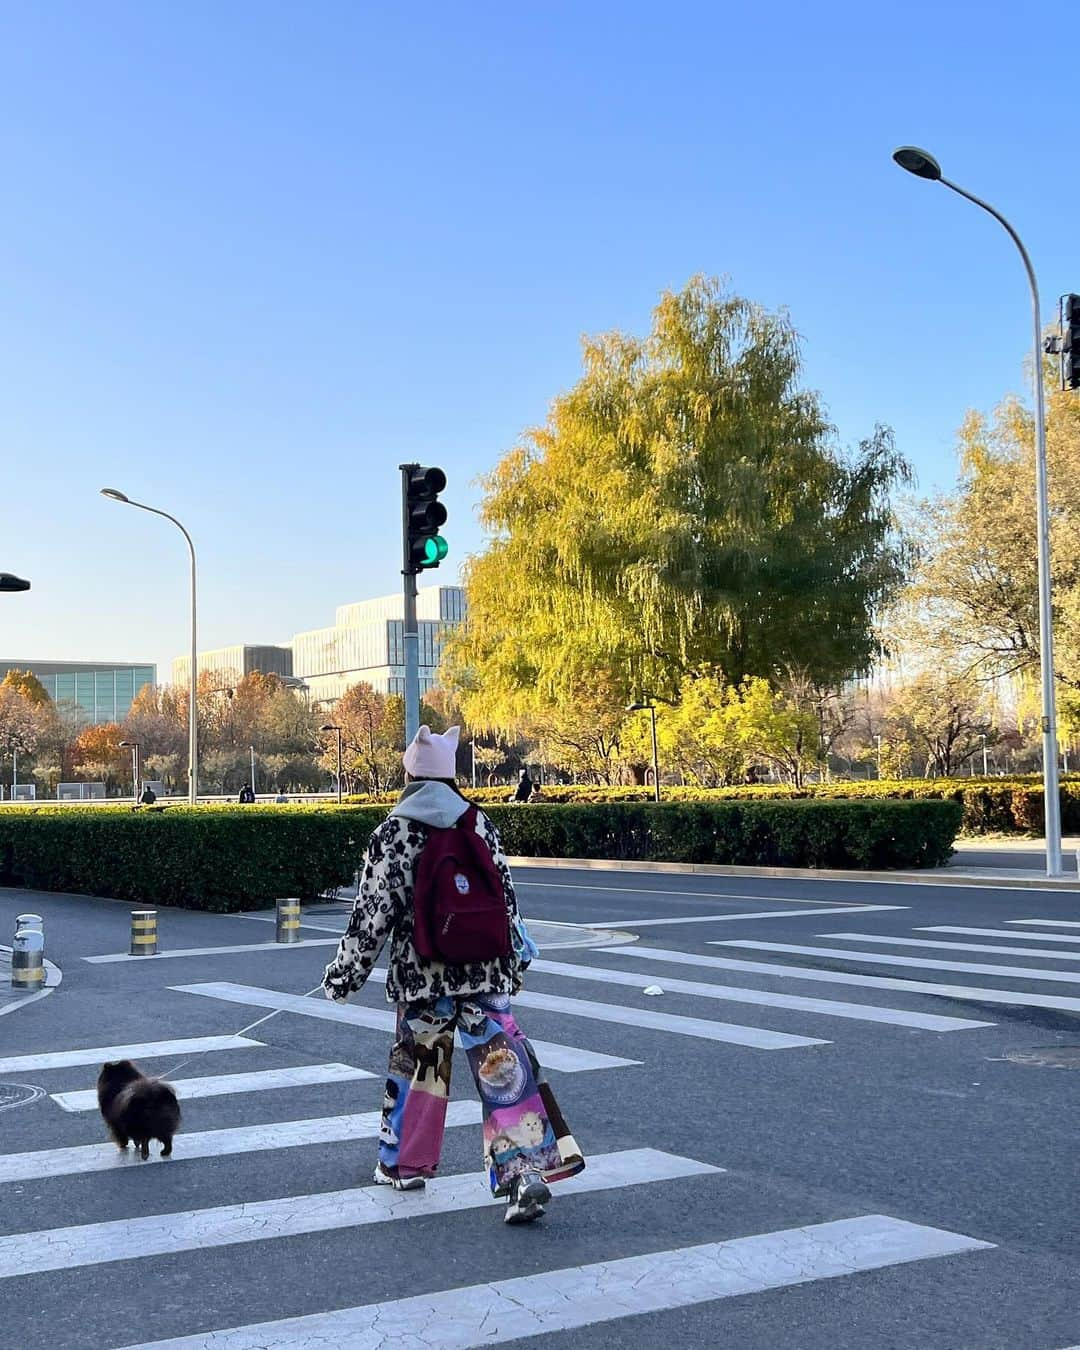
left=323, top=799, right=525, bottom=1005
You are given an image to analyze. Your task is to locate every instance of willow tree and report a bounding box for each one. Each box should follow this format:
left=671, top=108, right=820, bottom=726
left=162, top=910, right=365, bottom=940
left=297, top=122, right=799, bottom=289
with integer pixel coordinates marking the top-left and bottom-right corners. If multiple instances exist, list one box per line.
left=448, top=277, right=911, bottom=734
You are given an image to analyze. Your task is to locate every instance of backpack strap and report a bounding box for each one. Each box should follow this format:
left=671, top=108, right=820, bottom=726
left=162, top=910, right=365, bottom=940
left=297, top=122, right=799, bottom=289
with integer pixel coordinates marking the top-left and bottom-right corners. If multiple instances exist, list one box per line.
left=458, top=803, right=479, bottom=833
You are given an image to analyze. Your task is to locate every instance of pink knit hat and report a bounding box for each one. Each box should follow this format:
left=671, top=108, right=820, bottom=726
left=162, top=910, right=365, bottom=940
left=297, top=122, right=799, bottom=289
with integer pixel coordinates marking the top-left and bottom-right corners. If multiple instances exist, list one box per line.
left=402, top=724, right=461, bottom=780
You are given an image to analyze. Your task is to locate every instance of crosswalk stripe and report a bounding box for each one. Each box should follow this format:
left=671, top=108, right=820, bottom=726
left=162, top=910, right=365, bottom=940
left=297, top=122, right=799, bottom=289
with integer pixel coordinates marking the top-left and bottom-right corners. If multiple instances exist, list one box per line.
left=504, top=984, right=827, bottom=1049
left=919, top=926, right=1080, bottom=945
left=84, top=939, right=338, bottom=964
left=50, top=1063, right=376, bottom=1113
left=824, top=931, right=1080, bottom=962
left=0, top=1102, right=483, bottom=1184
left=579, top=905, right=905, bottom=927
left=712, top=940, right=1080, bottom=986
left=516, top=881, right=900, bottom=905
left=0, top=1148, right=719, bottom=1280
left=1009, top=919, right=1080, bottom=929
left=114, top=1213, right=992, bottom=1350
left=685, top=947, right=1080, bottom=1014
left=0, top=1036, right=263, bottom=1076
left=578, top=951, right=992, bottom=1030
left=171, top=984, right=643, bottom=1073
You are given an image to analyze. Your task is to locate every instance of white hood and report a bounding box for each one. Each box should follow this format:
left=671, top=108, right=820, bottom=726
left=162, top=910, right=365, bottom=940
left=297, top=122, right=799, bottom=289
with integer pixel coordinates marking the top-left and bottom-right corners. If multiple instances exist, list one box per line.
left=389, top=781, right=471, bottom=830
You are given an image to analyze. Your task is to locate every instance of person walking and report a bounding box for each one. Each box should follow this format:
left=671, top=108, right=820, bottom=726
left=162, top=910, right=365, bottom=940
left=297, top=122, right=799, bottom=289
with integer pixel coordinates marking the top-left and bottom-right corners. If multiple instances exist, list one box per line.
left=138, top=783, right=157, bottom=806
left=274, top=787, right=289, bottom=804
left=513, top=767, right=533, bottom=803
left=238, top=783, right=255, bottom=804
left=323, top=724, right=583, bottom=1224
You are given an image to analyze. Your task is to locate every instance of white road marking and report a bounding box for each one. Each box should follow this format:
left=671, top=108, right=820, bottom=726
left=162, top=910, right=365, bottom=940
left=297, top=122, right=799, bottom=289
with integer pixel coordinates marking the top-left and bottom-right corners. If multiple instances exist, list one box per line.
left=0, top=1036, right=263, bottom=1076
left=171, top=983, right=642, bottom=1073
left=115, top=1214, right=991, bottom=1350
left=824, top=932, right=1080, bottom=962
left=84, top=939, right=338, bottom=963
left=577, top=905, right=905, bottom=927
left=1008, top=919, right=1080, bottom=930
left=0, top=1103, right=483, bottom=1184
left=686, top=947, right=1080, bottom=1014
left=919, top=926, right=1080, bottom=945
left=576, top=952, right=991, bottom=1031
left=516, top=880, right=901, bottom=905
left=712, top=940, right=1080, bottom=985
left=0, top=1149, right=719, bottom=1280
left=507, top=985, right=827, bottom=1049
left=50, top=1063, right=376, bottom=1113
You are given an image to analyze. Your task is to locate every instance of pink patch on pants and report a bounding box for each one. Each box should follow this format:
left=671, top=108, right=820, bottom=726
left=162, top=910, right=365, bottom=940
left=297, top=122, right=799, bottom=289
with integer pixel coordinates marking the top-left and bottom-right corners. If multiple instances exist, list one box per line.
left=397, top=1090, right=448, bottom=1176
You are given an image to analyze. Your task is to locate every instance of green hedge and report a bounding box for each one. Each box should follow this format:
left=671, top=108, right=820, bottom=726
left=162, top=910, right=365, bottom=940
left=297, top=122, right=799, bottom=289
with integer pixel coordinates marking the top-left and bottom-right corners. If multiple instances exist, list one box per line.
left=486, top=799, right=961, bottom=871
left=0, top=797, right=961, bottom=910
left=348, top=775, right=1080, bottom=836
left=0, top=805, right=384, bottom=913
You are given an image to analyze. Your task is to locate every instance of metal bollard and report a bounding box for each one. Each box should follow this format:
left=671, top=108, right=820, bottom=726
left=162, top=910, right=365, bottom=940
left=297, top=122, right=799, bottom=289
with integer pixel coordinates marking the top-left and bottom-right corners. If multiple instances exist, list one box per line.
left=276, top=898, right=301, bottom=943
left=129, top=910, right=158, bottom=956
left=11, top=920, right=45, bottom=992
left=16, top=914, right=43, bottom=938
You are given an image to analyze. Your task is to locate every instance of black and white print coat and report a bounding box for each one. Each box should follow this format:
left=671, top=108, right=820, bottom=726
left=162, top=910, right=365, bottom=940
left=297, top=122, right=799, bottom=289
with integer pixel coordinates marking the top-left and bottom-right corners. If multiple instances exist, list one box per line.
left=323, top=784, right=525, bottom=1006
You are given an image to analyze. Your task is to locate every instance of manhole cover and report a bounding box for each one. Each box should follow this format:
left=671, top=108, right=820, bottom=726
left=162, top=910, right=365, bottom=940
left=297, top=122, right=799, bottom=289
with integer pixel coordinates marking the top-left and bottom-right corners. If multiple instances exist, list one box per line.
left=0, top=1082, right=45, bottom=1111
left=1001, top=1047, right=1080, bottom=1070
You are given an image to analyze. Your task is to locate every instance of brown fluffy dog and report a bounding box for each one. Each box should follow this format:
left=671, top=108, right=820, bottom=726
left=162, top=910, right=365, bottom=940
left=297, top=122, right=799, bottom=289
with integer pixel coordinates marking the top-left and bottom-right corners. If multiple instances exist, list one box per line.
left=97, top=1060, right=181, bottom=1159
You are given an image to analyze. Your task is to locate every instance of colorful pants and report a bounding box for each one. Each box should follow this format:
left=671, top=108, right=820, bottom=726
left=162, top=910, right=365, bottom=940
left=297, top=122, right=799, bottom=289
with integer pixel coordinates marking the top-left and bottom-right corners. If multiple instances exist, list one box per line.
left=379, top=992, right=585, bottom=1196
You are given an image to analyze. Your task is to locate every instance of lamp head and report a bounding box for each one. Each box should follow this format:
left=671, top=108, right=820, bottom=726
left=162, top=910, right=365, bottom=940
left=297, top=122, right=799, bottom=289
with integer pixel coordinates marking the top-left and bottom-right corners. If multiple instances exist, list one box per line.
left=892, top=146, right=942, bottom=181
left=100, top=488, right=130, bottom=503
left=320, top=723, right=340, bottom=733
left=0, top=573, right=31, bottom=592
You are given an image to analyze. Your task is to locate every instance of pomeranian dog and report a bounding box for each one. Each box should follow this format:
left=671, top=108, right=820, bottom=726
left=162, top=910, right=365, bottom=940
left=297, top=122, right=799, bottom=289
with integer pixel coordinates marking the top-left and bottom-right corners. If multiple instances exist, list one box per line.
left=97, top=1060, right=181, bottom=1159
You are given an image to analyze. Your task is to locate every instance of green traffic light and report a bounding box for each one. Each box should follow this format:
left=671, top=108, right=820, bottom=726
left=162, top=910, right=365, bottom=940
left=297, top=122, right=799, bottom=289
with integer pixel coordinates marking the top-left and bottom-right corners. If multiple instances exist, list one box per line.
left=420, top=534, right=448, bottom=567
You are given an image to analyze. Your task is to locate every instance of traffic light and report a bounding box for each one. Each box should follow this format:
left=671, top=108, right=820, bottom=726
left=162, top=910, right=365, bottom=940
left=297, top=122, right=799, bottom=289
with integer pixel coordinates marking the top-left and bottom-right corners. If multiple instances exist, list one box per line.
left=402, top=464, right=448, bottom=573
left=1063, top=295, right=1080, bottom=392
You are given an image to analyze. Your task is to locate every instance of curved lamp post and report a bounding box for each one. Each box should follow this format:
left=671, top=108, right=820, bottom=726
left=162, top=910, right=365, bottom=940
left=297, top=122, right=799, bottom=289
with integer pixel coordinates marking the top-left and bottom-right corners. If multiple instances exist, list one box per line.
left=892, top=146, right=1063, bottom=878
left=119, top=739, right=140, bottom=804
left=101, top=489, right=199, bottom=805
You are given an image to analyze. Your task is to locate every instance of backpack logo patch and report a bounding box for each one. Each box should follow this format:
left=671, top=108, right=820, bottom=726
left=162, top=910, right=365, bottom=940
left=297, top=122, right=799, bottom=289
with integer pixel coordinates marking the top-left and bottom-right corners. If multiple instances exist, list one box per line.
left=454, top=872, right=471, bottom=895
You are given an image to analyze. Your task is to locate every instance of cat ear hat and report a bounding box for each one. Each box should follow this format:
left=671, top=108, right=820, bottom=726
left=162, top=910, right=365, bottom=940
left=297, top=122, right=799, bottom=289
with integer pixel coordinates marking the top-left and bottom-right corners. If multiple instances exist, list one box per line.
left=403, top=724, right=461, bottom=779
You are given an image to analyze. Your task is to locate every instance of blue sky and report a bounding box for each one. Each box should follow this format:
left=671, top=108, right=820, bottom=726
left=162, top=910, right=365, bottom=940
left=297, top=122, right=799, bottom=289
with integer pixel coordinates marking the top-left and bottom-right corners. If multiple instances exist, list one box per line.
left=1, top=1, right=1072, bottom=680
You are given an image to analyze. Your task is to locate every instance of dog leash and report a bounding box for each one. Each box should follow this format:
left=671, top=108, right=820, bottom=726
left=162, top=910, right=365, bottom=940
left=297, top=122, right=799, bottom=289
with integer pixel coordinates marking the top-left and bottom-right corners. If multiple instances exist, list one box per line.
left=157, top=981, right=328, bottom=1080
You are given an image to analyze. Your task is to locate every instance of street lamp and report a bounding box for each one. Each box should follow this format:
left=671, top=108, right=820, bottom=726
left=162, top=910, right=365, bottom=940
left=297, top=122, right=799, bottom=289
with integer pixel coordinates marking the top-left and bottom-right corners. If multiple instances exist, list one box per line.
left=119, top=740, right=140, bottom=804
left=101, top=488, right=199, bottom=806
left=982, top=734, right=989, bottom=777
left=320, top=724, right=343, bottom=804
left=892, top=146, right=1064, bottom=878
left=627, top=702, right=661, bottom=803
left=0, top=574, right=31, bottom=592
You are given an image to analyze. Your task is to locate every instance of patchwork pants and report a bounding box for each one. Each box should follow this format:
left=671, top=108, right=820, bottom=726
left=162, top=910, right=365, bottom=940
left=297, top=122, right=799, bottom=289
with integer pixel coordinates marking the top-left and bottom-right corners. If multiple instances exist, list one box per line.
left=378, top=992, right=585, bottom=1196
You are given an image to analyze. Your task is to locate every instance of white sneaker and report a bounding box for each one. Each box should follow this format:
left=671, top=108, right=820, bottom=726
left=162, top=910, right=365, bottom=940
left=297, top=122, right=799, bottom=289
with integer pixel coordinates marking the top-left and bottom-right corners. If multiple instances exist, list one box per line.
left=373, top=1163, right=426, bottom=1191
left=504, top=1171, right=551, bottom=1224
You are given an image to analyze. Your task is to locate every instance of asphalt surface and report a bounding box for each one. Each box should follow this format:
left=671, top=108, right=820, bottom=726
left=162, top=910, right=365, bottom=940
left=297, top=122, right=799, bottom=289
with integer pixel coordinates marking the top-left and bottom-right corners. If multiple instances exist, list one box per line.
left=1, top=868, right=1079, bottom=1348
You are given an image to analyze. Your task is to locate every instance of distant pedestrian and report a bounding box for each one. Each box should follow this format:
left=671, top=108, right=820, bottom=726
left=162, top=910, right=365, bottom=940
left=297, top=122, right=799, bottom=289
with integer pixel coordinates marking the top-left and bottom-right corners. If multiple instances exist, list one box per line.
left=324, top=724, right=583, bottom=1223
left=275, top=788, right=289, bottom=804
left=513, top=768, right=533, bottom=803
left=238, top=783, right=255, bottom=804
left=138, top=784, right=157, bottom=806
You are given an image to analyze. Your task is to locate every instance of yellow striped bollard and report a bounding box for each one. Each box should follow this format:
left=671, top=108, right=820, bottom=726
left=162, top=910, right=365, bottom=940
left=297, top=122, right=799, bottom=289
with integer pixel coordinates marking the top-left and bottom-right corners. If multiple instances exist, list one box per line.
left=11, top=918, right=45, bottom=992
left=130, top=910, right=158, bottom=956
left=276, top=898, right=301, bottom=943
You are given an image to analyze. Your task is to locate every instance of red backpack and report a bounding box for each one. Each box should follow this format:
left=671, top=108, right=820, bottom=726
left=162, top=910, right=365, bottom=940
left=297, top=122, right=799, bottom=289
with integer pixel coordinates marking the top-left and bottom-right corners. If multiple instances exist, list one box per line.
left=412, top=805, right=511, bottom=964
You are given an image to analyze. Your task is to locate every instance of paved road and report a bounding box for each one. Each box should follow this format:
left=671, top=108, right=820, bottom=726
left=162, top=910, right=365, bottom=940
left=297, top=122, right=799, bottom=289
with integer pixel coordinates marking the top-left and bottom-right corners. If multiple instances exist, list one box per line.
left=1, top=869, right=1078, bottom=1348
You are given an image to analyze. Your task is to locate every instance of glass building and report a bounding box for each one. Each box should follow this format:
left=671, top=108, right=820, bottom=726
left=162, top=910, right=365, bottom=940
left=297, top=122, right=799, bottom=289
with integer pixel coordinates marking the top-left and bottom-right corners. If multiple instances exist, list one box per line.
left=0, top=660, right=157, bottom=725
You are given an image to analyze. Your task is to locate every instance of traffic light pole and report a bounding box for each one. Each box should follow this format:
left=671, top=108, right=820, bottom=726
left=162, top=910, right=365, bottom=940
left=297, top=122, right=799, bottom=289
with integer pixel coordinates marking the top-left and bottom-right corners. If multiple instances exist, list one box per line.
left=400, top=465, right=421, bottom=746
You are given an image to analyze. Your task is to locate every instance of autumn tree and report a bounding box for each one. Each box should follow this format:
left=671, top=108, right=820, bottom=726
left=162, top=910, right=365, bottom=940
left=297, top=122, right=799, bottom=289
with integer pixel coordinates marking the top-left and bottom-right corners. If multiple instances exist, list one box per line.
left=901, top=375, right=1080, bottom=708
left=0, top=687, right=41, bottom=783
left=323, top=683, right=404, bottom=796
left=71, top=721, right=127, bottom=790
left=447, top=276, right=911, bottom=738
left=1, top=669, right=51, bottom=707
left=886, top=669, right=993, bottom=778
